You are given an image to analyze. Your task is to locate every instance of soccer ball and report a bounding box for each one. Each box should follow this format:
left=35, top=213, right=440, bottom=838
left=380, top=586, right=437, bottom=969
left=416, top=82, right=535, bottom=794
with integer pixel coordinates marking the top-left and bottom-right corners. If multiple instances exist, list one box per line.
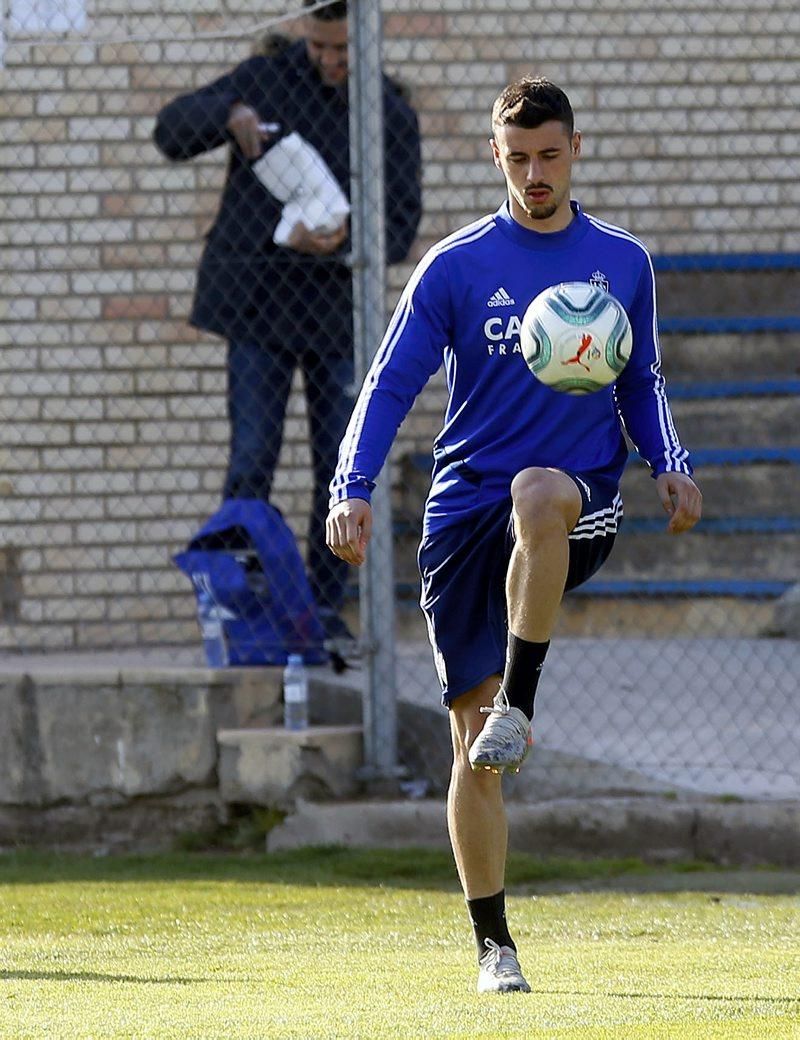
left=520, top=281, right=633, bottom=394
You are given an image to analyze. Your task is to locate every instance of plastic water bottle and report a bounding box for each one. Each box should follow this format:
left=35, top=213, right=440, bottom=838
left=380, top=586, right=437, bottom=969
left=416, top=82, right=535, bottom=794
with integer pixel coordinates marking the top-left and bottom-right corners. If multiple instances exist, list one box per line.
left=283, top=653, right=309, bottom=730
left=196, top=588, right=229, bottom=667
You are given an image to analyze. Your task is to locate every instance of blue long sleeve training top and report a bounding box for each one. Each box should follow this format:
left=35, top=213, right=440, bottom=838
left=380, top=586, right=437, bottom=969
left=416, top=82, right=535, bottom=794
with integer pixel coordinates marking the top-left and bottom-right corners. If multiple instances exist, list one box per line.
left=330, top=201, right=692, bottom=535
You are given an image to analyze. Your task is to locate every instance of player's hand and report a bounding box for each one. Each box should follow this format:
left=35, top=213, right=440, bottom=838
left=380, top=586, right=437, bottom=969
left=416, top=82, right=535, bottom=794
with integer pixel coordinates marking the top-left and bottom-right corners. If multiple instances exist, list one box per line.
left=327, top=499, right=372, bottom=566
left=226, top=102, right=271, bottom=160
left=286, top=219, right=348, bottom=256
left=655, top=472, right=703, bottom=534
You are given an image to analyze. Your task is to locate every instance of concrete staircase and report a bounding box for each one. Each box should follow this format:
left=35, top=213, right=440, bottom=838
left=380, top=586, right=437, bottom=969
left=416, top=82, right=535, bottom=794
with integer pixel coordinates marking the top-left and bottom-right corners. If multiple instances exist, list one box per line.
left=0, top=651, right=365, bottom=850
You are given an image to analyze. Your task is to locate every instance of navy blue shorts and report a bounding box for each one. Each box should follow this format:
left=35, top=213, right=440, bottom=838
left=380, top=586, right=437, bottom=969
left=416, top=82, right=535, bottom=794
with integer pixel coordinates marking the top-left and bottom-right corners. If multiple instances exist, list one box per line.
left=418, top=470, right=622, bottom=705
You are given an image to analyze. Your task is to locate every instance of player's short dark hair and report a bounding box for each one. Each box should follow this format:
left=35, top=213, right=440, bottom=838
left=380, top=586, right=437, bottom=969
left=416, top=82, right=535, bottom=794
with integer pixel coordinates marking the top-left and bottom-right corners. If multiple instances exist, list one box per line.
left=491, top=77, right=574, bottom=137
left=304, top=0, right=347, bottom=20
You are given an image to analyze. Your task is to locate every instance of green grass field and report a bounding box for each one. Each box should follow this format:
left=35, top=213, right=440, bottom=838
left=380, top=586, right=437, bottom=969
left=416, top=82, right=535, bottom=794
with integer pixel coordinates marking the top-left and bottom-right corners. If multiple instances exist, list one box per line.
left=1, top=848, right=798, bottom=1039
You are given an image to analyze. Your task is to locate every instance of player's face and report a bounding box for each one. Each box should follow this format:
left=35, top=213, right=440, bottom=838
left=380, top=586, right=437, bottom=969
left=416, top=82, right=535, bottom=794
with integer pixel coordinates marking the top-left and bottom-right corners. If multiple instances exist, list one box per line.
left=305, top=17, right=349, bottom=87
left=491, top=121, right=581, bottom=231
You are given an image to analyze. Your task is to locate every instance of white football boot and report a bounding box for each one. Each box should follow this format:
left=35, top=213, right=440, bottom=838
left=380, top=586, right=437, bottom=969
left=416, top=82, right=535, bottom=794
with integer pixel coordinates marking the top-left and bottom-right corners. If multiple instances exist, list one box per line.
left=477, top=939, right=532, bottom=994
left=468, top=688, right=532, bottom=774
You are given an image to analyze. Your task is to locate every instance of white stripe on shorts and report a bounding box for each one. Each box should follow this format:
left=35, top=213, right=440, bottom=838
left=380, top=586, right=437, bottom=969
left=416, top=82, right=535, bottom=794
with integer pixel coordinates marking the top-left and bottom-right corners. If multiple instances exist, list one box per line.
left=569, top=492, right=623, bottom=541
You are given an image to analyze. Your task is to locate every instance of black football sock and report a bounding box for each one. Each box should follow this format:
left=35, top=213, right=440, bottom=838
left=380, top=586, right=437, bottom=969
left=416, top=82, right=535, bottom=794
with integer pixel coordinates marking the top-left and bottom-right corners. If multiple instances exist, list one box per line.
left=467, top=890, right=515, bottom=959
left=501, top=633, right=550, bottom=720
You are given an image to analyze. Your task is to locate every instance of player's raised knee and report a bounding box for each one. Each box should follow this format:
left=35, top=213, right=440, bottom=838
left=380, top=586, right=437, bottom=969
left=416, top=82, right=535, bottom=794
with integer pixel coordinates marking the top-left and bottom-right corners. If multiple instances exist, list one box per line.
left=510, top=467, right=577, bottom=531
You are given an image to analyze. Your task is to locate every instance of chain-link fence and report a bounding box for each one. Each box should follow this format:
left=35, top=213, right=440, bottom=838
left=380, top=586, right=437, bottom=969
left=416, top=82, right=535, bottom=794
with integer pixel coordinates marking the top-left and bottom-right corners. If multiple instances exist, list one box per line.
left=1, top=1, right=798, bottom=799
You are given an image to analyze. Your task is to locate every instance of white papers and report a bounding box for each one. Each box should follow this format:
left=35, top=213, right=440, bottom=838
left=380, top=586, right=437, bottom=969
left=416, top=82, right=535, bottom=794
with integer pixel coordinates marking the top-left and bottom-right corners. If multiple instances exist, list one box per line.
left=251, top=131, right=350, bottom=246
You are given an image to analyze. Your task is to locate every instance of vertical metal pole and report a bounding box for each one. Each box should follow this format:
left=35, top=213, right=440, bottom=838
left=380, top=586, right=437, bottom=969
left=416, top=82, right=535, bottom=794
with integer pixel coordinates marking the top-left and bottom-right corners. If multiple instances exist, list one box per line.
left=348, top=0, right=399, bottom=784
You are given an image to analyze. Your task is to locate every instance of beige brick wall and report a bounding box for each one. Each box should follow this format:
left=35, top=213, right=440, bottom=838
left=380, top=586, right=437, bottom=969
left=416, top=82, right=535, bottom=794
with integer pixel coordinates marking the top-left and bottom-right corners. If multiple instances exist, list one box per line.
left=1, top=0, right=798, bottom=650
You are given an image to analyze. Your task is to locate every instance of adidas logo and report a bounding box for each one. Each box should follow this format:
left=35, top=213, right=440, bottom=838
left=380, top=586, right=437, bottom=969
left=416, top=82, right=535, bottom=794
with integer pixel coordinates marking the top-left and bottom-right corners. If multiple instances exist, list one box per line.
left=487, top=287, right=516, bottom=307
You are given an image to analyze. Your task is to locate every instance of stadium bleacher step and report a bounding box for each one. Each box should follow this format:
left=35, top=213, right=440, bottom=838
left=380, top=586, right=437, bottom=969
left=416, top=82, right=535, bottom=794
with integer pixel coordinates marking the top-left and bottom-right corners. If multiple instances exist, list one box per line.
left=667, top=398, right=799, bottom=446
left=655, top=253, right=800, bottom=338
left=602, top=533, right=798, bottom=581
left=554, top=594, right=781, bottom=638
left=619, top=461, right=800, bottom=516
left=658, top=331, right=797, bottom=379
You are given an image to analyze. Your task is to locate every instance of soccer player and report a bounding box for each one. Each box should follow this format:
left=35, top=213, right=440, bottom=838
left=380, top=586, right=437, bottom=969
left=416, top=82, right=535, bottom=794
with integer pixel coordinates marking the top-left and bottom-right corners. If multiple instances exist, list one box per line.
left=326, top=77, right=702, bottom=993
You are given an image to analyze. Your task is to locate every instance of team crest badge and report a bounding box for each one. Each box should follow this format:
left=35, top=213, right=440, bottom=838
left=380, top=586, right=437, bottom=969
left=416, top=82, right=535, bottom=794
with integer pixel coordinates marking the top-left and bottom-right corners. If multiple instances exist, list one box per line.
left=589, top=269, right=610, bottom=292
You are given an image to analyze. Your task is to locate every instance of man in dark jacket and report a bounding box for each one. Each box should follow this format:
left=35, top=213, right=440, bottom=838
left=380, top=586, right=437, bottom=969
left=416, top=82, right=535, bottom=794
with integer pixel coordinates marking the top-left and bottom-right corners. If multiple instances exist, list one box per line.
left=153, top=0, right=422, bottom=642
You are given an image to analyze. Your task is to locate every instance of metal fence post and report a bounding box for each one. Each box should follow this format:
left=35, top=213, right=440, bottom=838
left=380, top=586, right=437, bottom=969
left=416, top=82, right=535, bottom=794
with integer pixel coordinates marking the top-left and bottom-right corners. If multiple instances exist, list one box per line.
left=348, top=0, right=399, bottom=785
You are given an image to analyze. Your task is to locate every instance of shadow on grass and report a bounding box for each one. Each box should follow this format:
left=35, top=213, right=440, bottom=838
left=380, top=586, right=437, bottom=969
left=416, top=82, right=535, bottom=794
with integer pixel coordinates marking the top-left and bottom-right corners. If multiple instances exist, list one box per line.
left=0, top=847, right=798, bottom=895
left=0, top=969, right=213, bottom=985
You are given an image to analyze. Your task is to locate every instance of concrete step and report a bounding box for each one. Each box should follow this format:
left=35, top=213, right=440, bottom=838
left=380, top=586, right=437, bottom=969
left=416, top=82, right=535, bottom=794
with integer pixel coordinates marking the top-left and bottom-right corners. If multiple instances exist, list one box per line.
left=0, top=658, right=283, bottom=809
left=556, top=595, right=778, bottom=638
left=266, top=797, right=800, bottom=867
left=217, top=725, right=364, bottom=809
left=659, top=332, right=798, bottom=379
left=620, top=462, right=800, bottom=515
left=0, top=654, right=287, bottom=849
left=669, top=397, right=799, bottom=446
left=603, top=532, right=799, bottom=581
left=656, top=265, right=798, bottom=317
